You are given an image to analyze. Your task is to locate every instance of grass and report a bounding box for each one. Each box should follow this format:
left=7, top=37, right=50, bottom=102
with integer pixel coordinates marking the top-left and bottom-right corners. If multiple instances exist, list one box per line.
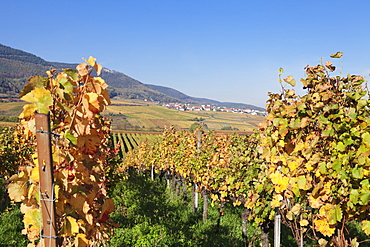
left=109, top=172, right=251, bottom=246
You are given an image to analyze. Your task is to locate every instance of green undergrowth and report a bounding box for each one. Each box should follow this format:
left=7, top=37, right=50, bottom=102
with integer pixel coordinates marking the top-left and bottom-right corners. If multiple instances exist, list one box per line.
left=0, top=178, right=28, bottom=247
left=109, top=173, right=251, bottom=246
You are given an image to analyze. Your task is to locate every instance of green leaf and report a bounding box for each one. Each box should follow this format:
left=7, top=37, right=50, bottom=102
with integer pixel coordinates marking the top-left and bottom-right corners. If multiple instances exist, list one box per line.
left=360, top=179, right=369, bottom=190
left=319, top=162, right=328, bottom=175
left=326, top=205, right=342, bottom=224
left=362, top=132, right=370, bottom=146
left=59, top=78, right=74, bottom=93
left=64, top=69, right=78, bottom=80
left=297, top=175, right=307, bottom=190
left=348, top=108, right=357, bottom=119
left=360, top=191, right=370, bottom=205
left=323, top=127, right=334, bottom=137
left=337, top=142, right=346, bottom=152
left=357, top=99, right=368, bottom=109
left=349, top=189, right=359, bottom=204
left=352, top=167, right=363, bottom=179
left=65, top=130, right=77, bottom=145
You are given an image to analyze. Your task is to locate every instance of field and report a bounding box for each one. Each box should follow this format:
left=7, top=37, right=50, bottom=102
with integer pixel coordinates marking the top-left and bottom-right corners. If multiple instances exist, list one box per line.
left=106, top=99, right=264, bottom=132
left=0, top=99, right=265, bottom=132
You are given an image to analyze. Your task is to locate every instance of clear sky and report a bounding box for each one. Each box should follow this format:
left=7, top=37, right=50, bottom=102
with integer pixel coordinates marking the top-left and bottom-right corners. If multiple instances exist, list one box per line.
left=1, top=0, right=370, bottom=108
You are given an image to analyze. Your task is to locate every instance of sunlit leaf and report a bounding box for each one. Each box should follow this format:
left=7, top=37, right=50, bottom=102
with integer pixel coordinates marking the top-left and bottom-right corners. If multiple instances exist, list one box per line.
left=64, top=68, right=79, bottom=80
left=330, top=52, right=343, bottom=58
left=23, top=208, right=42, bottom=231
left=61, top=216, right=79, bottom=237
left=320, top=204, right=342, bottom=225
left=77, top=134, right=101, bottom=155
left=7, top=181, right=27, bottom=202
left=270, top=171, right=289, bottom=193
left=84, top=56, right=96, bottom=67
left=361, top=220, right=370, bottom=235
left=300, top=219, right=309, bottom=226
left=64, top=130, right=77, bottom=145
left=76, top=62, right=88, bottom=76
left=30, top=166, right=39, bottom=183
left=291, top=204, right=301, bottom=215
left=314, top=218, right=335, bottom=236
left=284, top=76, right=296, bottom=87
left=19, top=103, right=37, bottom=119
left=75, top=233, right=89, bottom=247
left=21, top=88, right=53, bottom=114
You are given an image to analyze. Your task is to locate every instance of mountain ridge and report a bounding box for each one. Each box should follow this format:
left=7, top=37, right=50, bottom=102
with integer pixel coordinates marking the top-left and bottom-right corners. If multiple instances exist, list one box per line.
left=0, top=43, right=264, bottom=110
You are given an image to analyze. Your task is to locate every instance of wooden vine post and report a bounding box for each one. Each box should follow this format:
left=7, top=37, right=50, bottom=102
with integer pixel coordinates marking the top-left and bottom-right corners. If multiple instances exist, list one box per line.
left=35, top=112, right=58, bottom=247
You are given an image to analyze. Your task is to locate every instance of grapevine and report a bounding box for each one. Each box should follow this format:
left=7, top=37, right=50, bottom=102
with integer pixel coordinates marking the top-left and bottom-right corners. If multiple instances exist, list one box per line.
left=7, top=57, right=115, bottom=246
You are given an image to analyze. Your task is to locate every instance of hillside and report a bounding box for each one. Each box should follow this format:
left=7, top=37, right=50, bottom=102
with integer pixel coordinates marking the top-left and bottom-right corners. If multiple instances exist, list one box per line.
left=146, top=84, right=266, bottom=111
left=0, top=43, right=264, bottom=110
left=0, top=99, right=264, bottom=132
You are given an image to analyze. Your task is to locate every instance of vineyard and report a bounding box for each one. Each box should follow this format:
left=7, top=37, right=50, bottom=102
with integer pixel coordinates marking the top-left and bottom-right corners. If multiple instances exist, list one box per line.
left=1, top=54, right=370, bottom=246
left=110, top=132, right=162, bottom=159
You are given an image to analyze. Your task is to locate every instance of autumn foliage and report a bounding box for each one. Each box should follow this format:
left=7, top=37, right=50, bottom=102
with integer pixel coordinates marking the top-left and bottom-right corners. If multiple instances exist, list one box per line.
left=121, top=55, right=370, bottom=246
left=7, top=57, right=114, bottom=246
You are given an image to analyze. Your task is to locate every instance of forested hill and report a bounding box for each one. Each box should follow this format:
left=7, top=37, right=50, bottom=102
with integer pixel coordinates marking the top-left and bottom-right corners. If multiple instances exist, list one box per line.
left=0, top=43, right=264, bottom=110
left=0, top=43, right=177, bottom=102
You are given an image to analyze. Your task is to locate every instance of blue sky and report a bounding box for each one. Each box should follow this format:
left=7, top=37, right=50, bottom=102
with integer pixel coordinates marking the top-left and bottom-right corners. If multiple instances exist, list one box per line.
left=1, top=0, right=370, bottom=108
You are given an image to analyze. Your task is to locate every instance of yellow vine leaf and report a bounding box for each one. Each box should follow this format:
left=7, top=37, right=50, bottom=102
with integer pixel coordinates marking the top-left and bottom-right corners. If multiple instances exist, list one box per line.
left=70, top=194, right=86, bottom=213
left=297, top=175, right=309, bottom=190
left=82, top=201, right=90, bottom=214
left=291, top=204, right=301, bottom=215
left=23, top=208, right=42, bottom=242
left=94, top=62, right=102, bottom=76
left=24, top=208, right=41, bottom=228
left=27, top=183, right=38, bottom=200
left=308, top=195, right=324, bottom=209
left=319, top=204, right=342, bottom=224
left=7, top=181, right=27, bottom=202
left=95, top=77, right=108, bottom=89
left=86, top=93, right=102, bottom=113
left=61, top=216, right=79, bottom=237
left=318, top=238, right=328, bottom=246
left=21, top=199, right=39, bottom=214
left=314, top=218, right=335, bottom=236
left=76, top=62, right=88, bottom=76
left=270, top=171, right=289, bottom=193
left=30, top=166, right=39, bottom=183
left=101, top=198, right=115, bottom=215
left=21, top=88, right=53, bottom=114
left=330, top=52, right=343, bottom=58
left=233, top=200, right=242, bottom=207
left=300, top=219, right=309, bottom=226
left=85, top=213, right=94, bottom=225
left=284, top=75, right=296, bottom=87
left=361, top=220, right=370, bottom=235
left=75, top=233, right=89, bottom=247
left=270, top=194, right=283, bottom=208
left=85, top=56, right=96, bottom=67
left=288, top=160, right=299, bottom=172
left=19, top=104, right=38, bottom=119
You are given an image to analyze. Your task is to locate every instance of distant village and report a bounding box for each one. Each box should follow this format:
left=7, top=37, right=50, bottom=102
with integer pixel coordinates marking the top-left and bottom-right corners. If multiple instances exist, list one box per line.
left=163, top=102, right=267, bottom=116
